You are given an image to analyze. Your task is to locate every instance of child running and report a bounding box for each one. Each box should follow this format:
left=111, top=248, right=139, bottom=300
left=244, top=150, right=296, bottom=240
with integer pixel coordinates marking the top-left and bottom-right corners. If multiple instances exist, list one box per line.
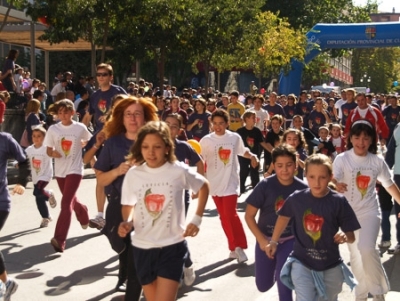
left=25, top=126, right=57, bottom=228
left=200, top=109, right=259, bottom=262
left=329, top=123, right=346, bottom=155
left=44, top=99, right=92, bottom=252
left=245, top=145, right=308, bottom=301
left=332, top=120, right=400, bottom=301
left=118, top=121, right=209, bottom=301
left=266, top=154, right=360, bottom=301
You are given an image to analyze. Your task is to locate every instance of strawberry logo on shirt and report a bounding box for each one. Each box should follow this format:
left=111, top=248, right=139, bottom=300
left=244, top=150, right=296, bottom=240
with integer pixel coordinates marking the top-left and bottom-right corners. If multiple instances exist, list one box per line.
left=198, top=120, right=204, bottom=129
left=391, top=113, right=397, bottom=120
left=144, top=188, right=165, bottom=226
left=274, top=195, right=285, bottom=213
left=303, top=209, right=324, bottom=245
left=246, top=137, right=254, bottom=148
left=343, top=109, right=349, bottom=117
left=61, top=137, right=73, bottom=157
left=32, top=157, right=41, bottom=174
left=98, top=99, right=107, bottom=113
left=356, top=171, right=370, bottom=199
left=218, top=147, right=231, bottom=165
left=315, top=117, right=321, bottom=124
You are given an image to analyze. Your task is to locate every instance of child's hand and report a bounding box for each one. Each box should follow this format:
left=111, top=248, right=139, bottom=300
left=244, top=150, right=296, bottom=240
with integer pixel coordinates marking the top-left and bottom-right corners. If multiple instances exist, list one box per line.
left=118, top=221, right=133, bottom=237
left=265, top=242, right=277, bottom=259
left=11, top=184, right=25, bottom=195
left=184, top=223, right=199, bottom=237
left=116, top=161, right=132, bottom=176
left=52, top=150, right=62, bottom=158
left=336, top=182, right=348, bottom=193
left=191, top=192, right=199, bottom=199
left=250, top=156, right=259, bottom=168
left=333, top=231, right=347, bottom=244
left=96, top=131, right=106, bottom=145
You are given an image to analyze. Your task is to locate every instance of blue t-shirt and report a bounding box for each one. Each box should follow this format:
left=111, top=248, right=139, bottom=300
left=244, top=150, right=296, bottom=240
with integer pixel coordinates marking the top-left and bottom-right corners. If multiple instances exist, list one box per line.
left=236, top=126, right=265, bottom=157
left=340, top=102, right=358, bottom=127
left=175, top=139, right=201, bottom=167
left=187, top=112, right=211, bottom=139
left=94, top=134, right=133, bottom=196
left=263, top=103, right=285, bottom=119
left=308, top=110, right=328, bottom=136
left=382, top=106, right=400, bottom=135
left=279, top=188, right=361, bottom=271
left=89, top=85, right=127, bottom=131
left=245, top=175, right=307, bottom=238
left=0, top=133, right=27, bottom=211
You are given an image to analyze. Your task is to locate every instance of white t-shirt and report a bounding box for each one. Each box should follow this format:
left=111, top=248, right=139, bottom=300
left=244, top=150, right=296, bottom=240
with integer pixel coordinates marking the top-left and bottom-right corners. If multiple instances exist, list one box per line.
left=44, top=121, right=92, bottom=177
left=121, top=161, right=206, bottom=249
left=25, top=144, right=53, bottom=184
left=333, top=148, right=393, bottom=217
left=200, top=130, right=248, bottom=196
left=334, top=99, right=345, bottom=119
left=248, top=107, right=269, bottom=131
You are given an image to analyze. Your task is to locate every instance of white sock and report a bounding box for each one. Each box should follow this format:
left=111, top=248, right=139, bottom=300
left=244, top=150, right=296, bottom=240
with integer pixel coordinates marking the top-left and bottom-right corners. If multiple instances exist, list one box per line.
left=97, top=212, right=104, bottom=218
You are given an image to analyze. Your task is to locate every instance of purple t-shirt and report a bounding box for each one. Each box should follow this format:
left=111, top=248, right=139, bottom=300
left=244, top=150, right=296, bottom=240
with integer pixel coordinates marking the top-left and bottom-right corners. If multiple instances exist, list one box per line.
left=89, top=85, right=127, bottom=131
left=187, top=112, right=211, bottom=139
left=94, top=134, right=133, bottom=196
left=0, top=133, right=27, bottom=211
left=245, top=175, right=307, bottom=238
left=279, top=188, right=360, bottom=271
left=340, top=102, right=358, bottom=127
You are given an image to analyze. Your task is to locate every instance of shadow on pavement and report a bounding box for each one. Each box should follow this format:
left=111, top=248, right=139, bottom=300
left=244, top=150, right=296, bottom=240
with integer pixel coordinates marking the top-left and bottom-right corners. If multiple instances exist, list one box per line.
left=45, top=255, right=119, bottom=298
left=383, top=254, right=400, bottom=292
left=1, top=232, right=101, bottom=274
left=177, top=258, right=253, bottom=299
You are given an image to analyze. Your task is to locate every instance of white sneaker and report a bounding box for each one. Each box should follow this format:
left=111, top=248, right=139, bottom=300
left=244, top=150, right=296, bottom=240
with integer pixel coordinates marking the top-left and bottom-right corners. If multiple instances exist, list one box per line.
left=229, top=251, right=238, bottom=259
left=89, top=216, right=105, bottom=230
left=40, top=217, right=52, bottom=228
left=48, top=190, right=57, bottom=208
left=235, top=247, right=248, bottom=263
left=183, top=265, right=196, bottom=286
left=388, top=243, right=400, bottom=254
left=372, top=294, right=385, bottom=301
left=378, top=240, right=391, bottom=248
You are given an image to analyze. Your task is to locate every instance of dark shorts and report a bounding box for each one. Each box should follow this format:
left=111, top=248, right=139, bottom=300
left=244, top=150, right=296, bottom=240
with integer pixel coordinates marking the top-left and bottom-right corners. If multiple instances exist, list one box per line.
left=132, top=240, right=188, bottom=285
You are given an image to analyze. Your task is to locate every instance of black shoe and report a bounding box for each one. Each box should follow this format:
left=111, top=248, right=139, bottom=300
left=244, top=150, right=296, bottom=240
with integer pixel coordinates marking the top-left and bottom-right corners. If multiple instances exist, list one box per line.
left=115, top=281, right=126, bottom=292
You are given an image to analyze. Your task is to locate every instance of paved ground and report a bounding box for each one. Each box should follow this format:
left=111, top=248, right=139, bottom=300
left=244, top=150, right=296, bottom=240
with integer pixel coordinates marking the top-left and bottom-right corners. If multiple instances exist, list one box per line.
left=2, top=168, right=400, bottom=300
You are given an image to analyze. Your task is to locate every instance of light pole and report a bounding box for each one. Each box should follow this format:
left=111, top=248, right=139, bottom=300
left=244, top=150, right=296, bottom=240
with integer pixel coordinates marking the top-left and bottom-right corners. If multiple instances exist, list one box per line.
left=360, top=73, right=367, bottom=85
left=367, top=76, right=371, bottom=88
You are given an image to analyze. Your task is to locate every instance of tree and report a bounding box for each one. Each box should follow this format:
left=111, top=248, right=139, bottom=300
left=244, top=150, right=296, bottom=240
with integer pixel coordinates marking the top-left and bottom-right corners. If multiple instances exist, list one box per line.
left=0, top=1, right=29, bottom=33
left=215, top=11, right=307, bottom=78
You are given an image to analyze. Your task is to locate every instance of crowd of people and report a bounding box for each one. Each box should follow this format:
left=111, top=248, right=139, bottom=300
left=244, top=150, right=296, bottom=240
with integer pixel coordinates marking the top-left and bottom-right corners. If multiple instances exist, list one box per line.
left=1, top=52, right=400, bottom=301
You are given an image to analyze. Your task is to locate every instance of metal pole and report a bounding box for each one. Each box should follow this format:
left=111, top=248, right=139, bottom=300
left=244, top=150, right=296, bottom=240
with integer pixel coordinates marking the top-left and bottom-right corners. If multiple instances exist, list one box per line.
left=30, top=22, right=36, bottom=78
left=45, top=50, right=49, bottom=88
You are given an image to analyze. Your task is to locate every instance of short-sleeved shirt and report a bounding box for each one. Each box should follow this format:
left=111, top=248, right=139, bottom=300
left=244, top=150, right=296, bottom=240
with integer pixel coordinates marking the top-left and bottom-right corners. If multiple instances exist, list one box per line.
left=246, top=175, right=307, bottom=237
left=279, top=188, right=361, bottom=271
left=94, top=134, right=134, bottom=196
left=25, top=144, right=53, bottom=184
left=89, top=85, right=127, bottom=130
left=187, top=112, right=211, bottom=139
left=236, top=126, right=265, bottom=157
left=308, top=110, right=328, bottom=135
left=121, top=161, right=206, bottom=249
left=263, top=103, right=285, bottom=119
left=340, top=102, right=358, bottom=127
left=44, top=121, right=92, bottom=177
left=264, top=129, right=284, bottom=166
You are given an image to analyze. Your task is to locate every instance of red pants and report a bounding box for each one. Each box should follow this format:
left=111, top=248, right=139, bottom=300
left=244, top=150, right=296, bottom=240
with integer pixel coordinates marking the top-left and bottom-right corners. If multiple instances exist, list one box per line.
left=54, top=174, right=89, bottom=250
left=213, top=195, right=247, bottom=251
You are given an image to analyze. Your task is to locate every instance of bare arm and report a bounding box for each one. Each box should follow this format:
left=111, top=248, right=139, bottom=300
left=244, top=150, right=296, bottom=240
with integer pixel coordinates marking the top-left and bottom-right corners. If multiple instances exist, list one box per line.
left=96, top=162, right=131, bottom=187
left=265, top=216, right=291, bottom=259
left=245, top=204, right=269, bottom=251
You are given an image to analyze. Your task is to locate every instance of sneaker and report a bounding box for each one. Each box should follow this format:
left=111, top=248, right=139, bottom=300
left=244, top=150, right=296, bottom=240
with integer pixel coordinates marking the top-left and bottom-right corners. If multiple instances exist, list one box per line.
left=48, top=190, right=57, bottom=208
left=378, top=240, right=391, bottom=248
left=372, top=294, right=385, bottom=301
left=183, top=265, right=196, bottom=286
left=229, top=251, right=238, bottom=259
left=235, top=247, right=248, bottom=263
left=388, top=243, right=400, bottom=254
left=40, top=218, right=52, bottom=228
left=4, top=278, right=18, bottom=301
left=50, top=237, right=63, bottom=253
left=89, top=216, right=105, bottom=230
left=115, top=281, right=126, bottom=292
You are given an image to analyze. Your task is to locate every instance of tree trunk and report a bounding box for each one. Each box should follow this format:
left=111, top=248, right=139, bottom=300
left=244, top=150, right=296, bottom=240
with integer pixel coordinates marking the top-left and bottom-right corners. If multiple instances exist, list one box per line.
left=204, top=61, right=210, bottom=92
left=158, top=46, right=166, bottom=94
left=0, top=0, right=13, bottom=33
left=101, top=12, right=110, bottom=63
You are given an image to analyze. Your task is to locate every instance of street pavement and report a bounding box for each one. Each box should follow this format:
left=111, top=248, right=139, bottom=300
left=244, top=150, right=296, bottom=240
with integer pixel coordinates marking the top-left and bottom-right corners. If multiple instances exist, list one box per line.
left=2, top=168, right=400, bottom=300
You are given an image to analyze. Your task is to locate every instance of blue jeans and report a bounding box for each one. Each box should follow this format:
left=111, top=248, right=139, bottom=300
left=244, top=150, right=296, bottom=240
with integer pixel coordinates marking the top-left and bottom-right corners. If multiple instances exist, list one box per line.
left=291, top=261, right=343, bottom=301
left=393, top=175, right=400, bottom=244
left=33, top=180, right=50, bottom=219
left=255, top=238, right=294, bottom=301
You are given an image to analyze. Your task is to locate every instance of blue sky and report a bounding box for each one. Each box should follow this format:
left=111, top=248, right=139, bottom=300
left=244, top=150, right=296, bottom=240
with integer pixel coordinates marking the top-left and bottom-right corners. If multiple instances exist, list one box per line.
left=353, top=0, right=400, bottom=13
